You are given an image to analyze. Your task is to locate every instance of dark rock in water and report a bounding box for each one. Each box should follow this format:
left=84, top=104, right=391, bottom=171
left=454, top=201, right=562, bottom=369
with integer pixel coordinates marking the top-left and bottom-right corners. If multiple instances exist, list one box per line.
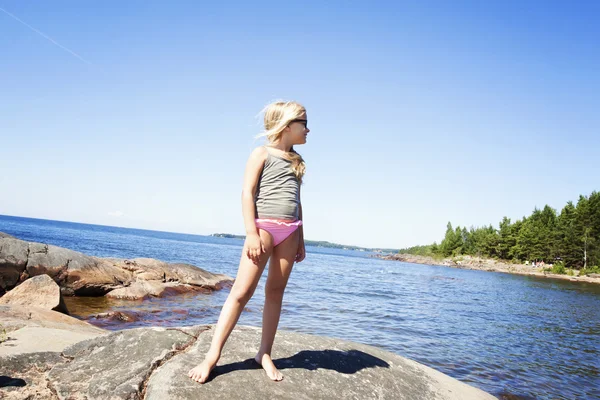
left=87, top=310, right=142, bottom=323
left=0, top=325, right=495, bottom=400
left=0, top=274, right=69, bottom=314
left=0, top=232, right=233, bottom=299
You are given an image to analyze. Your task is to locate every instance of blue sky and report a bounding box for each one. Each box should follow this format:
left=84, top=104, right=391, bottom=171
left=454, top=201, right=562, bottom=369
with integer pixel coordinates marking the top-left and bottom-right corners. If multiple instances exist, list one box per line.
left=1, top=1, right=598, bottom=249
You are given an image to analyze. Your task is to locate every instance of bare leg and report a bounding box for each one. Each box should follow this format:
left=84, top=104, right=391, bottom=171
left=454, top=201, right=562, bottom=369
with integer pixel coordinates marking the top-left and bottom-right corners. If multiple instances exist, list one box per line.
left=255, top=229, right=299, bottom=381
left=188, top=230, right=273, bottom=383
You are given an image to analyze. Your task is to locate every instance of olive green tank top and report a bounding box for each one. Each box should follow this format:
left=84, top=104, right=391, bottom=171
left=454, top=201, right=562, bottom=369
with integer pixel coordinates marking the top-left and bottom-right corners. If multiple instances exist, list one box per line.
left=255, top=147, right=300, bottom=220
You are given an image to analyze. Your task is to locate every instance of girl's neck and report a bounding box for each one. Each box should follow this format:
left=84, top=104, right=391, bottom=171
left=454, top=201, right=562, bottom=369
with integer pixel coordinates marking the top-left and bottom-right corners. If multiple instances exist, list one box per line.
left=268, top=142, right=292, bottom=152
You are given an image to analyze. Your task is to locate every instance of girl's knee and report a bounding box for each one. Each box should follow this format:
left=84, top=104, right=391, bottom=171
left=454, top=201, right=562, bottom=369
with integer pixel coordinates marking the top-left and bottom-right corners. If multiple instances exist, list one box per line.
left=230, top=286, right=254, bottom=305
left=264, top=283, right=286, bottom=299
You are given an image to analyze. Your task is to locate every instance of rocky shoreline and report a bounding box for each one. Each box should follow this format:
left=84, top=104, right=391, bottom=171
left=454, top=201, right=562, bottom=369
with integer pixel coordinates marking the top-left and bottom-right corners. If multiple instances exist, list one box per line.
left=0, top=231, right=497, bottom=399
left=376, top=253, right=600, bottom=284
left=0, top=306, right=496, bottom=400
left=0, top=231, right=233, bottom=301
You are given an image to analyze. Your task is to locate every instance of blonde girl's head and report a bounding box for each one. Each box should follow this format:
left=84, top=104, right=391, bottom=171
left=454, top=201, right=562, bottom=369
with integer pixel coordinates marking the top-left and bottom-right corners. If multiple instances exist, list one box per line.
left=258, top=100, right=307, bottom=183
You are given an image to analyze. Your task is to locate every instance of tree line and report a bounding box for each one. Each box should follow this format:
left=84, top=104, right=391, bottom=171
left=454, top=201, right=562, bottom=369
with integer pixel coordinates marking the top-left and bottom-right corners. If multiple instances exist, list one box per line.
left=400, top=191, right=599, bottom=270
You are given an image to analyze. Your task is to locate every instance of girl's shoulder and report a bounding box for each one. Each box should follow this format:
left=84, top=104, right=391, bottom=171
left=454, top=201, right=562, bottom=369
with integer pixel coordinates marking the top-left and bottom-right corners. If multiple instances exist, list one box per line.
left=262, top=145, right=293, bottom=162
left=250, top=146, right=269, bottom=161
left=245, top=147, right=269, bottom=175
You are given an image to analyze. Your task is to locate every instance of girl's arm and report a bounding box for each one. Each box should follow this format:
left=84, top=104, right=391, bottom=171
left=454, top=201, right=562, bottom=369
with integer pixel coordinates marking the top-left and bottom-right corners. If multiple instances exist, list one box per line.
left=298, top=203, right=304, bottom=241
left=296, top=187, right=306, bottom=262
left=241, top=147, right=267, bottom=263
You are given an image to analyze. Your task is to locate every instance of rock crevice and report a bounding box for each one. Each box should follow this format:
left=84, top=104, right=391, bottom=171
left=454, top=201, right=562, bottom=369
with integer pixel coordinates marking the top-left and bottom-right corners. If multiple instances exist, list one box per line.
left=140, top=327, right=210, bottom=399
left=44, top=375, right=60, bottom=400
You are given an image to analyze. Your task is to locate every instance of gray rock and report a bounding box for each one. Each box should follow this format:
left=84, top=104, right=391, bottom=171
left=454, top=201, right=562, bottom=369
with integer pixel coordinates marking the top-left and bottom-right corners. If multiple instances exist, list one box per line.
left=0, top=237, right=29, bottom=291
left=26, top=244, right=130, bottom=296
left=0, top=325, right=495, bottom=400
left=0, top=351, right=66, bottom=400
left=146, top=326, right=495, bottom=400
left=0, top=232, right=233, bottom=298
left=47, top=326, right=203, bottom=400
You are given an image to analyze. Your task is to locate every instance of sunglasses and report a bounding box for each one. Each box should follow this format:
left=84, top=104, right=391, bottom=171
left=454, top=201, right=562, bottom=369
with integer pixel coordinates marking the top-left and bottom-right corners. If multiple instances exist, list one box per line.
left=289, top=119, right=308, bottom=129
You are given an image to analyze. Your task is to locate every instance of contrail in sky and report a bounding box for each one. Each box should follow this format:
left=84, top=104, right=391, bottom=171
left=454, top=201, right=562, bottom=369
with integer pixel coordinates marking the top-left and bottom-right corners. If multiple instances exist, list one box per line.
left=0, top=6, right=92, bottom=64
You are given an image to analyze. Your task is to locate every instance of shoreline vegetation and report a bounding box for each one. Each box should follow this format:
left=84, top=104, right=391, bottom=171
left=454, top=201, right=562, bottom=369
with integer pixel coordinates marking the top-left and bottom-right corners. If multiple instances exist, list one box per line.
left=387, top=191, right=600, bottom=283
left=377, top=253, right=600, bottom=284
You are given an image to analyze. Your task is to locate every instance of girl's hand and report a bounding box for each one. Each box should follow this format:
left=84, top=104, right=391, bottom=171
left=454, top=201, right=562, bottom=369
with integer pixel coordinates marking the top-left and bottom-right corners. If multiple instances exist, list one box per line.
left=244, top=233, right=265, bottom=264
left=295, top=241, right=306, bottom=263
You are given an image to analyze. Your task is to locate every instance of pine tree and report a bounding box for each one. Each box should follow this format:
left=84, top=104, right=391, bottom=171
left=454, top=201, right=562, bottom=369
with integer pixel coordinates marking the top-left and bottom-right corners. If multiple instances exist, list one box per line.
left=440, top=222, right=463, bottom=257
left=497, top=217, right=513, bottom=259
left=556, top=202, right=580, bottom=267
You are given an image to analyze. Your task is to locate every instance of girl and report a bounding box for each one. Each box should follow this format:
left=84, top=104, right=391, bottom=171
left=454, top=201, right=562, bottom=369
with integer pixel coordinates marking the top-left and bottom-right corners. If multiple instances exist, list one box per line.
left=188, top=101, right=309, bottom=383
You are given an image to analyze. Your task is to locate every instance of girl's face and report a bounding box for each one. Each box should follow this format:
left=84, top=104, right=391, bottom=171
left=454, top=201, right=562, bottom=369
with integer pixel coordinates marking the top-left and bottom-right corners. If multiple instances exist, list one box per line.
left=286, top=112, right=309, bottom=145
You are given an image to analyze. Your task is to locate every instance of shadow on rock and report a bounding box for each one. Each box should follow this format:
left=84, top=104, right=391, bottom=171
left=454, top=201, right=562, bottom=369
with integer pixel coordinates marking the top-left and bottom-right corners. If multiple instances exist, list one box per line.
left=0, top=375, right=26, bottom=388
left=210, top=349, right=389, bottom=381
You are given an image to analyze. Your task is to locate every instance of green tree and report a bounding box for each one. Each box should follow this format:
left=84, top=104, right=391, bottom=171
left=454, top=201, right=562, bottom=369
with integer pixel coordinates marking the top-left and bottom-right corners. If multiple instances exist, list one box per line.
left=516, top=215, right=537, bottom=261
left=461, top=227, right=475, bottom=255
left=480, top=225, right=499, bottom=258
left=440, top=222, right=463, bottom=257
left=575, top=195, right=596, bottom=268
left=508, top=219, right=525, bottom=261
left=585, top=192, right=600, bottom=266
left=540, top=205, right=558, bottom=259
left=556, top=202, right=580, bottom=267
left=497, top=217, right=515, bottom=259
left=513, top=206, right=557, bottom=262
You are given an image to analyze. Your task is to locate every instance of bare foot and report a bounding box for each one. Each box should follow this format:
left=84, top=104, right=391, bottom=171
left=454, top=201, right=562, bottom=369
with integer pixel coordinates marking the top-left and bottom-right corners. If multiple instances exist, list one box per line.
left=188, top=352, right=219, bottom=384
left=255, top=353, right=283, bottom=381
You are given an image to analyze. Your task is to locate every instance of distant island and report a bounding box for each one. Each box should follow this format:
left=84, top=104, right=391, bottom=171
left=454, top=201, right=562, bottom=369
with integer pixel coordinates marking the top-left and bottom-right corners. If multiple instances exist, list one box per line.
left=210, top=233, right=398, bottom=253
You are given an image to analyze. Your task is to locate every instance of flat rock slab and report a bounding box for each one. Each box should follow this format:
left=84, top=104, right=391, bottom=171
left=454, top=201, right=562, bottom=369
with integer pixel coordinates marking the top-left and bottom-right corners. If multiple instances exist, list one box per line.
left=0, top=325, right=495, bottom=400
left=47, top=326, right=204, bottom=400
left=0, top=327, right=103, bottom=356
left=0, top=351, right=66, bottom=400
left=147, top=326, right=494, bottom=400
left=0, top=305, right=106, bottom=335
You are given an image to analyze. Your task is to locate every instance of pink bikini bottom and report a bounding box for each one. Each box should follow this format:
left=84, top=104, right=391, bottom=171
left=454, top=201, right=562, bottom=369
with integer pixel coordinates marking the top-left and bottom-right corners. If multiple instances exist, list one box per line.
left=255, top=219, right=303, bottom=246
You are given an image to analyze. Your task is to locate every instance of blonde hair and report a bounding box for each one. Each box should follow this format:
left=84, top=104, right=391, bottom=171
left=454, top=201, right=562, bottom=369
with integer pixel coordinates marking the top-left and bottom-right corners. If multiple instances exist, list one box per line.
left=257, top=100, right=306, bottom=183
